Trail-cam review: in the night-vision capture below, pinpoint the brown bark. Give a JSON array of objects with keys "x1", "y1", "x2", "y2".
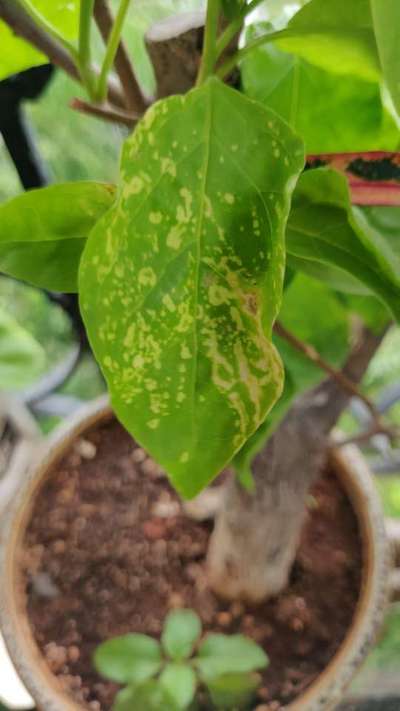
[
  {"x1": 145, "y1": 10, "x2": 240, "y2": 99},
  {"x1": 145, "y1": 11, "x2": 206, "y2": 99},
  {"x1": 207, "y1": 327, "x2": 387, "y2": 602}
]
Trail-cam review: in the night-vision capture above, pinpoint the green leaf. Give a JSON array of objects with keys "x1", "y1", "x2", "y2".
[
  {"x1": 276, "y1": 273, "x2": 350, "y2": 390},
  {"x1": 162, "y1": 610, "x2": 202, "y2": 660},
  {"x1": 286, "y1": 168, "x2": 400, "y2": 321},
  {"x1": 233, "y1": 368, "x2": 296, "y2": 489},
  {"x1": 277, "y1": 0, "x2": 379, "y2": 82},
  {"x1": 79, "y1": 77, "x2": 304, "y2": 499},
  {"x1": 206, "y1": 672, "x2": 260, "y2": 710},
  {"x1": 371, "y1": 0, "x2": 400, "y2": 117},
  {"x1": 360, "y1": 205, "x2": 400, "y2": 261},
  {"x1": 0, "y1": 1, "x2": 79, "y2": 81},
  {"x1": 160, "y1": 664, "x2": 197, "y2": 709},
  {"x1": 0, "y1": 182, "x2": 115, "y2": 293},
  {"x1": 28, "y1": 0, "x2": 79, "y2": 38},
  {"x1": 0, "y1": 307, "x2": 45, "y2": 390},
  {"x1": 196, "y1": 634, "x2": 268, "y2": 681},
  {"x1": 113, "y1": 682, "x2": 180, "y2": 711},
  {"x1": 94, "y1": 634, "x2": 162, "y2": 685},
  {"x1": 241, "y1": 23, "x2": 398, "y2": 153},
  {"x1": 0, "y1": 24, "x2": 44, "y2": 82},
  {"x1": 233, "y1": 272, "x2": 351, "y2": 480},
  {"x1": 221, "y1": 0, "x2": 246, "y2": 20}
]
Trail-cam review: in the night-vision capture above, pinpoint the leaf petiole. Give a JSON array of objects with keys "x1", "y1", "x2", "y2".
[
  {"x1": 196, "y1": 0, "x2": 221, "y2": 85},
  {"x1": 216, "y1": 0, "x2": 265, "y2": 59},
  {"x1": 95, "y1": 0, "x2": 132, "y2": 103},
  {"x1": 217, "y1": 27, "x2": 289, "y2": 78},
  {"x1": 78, "y1": 0, "x2": 97, "y2": 98}
]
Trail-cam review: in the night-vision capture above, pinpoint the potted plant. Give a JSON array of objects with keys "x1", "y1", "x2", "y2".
[{"x1": 0, "y1": 0, "x2": 399, "y2": 709}]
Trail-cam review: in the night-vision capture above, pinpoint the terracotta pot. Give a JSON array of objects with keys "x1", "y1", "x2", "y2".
[{"x1": 0, "y1": 397, "x2": 391, "y2": 711}]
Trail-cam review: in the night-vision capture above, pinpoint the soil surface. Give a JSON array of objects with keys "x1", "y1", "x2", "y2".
[{"x1": 21, "y1": 418, "x2": 362, "y2": 710}]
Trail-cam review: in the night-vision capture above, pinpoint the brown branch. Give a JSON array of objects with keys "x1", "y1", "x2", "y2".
[
  {"x1": 274, "y1": 321, "x2": 382, "y2": 420},
  {"x1": 0, "y1": 0, "x2": 125, "y2": 108},
  {"x1": 70, "y1": 98, "x2": 138, "y2": 128},
  {"x1": 336, "y1": 422, "x2": 399, "y2": 447},
  {"x1": 94, "y1": 0, "x2": 147, "y2": 113}
]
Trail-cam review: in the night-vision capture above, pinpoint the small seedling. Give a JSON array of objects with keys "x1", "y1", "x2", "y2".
[{"x1": 94, "y1": 609, "x2": 268, "y2": 710}]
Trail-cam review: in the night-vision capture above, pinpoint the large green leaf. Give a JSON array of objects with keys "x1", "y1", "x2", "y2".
[
  {"x1": 0, "y1": 182, "x2": 115, "y2": 292},
  {"x1": 94, "y1": 634, "x2": 162, "y2": 685},
  {"x1": 371, "y1": 0, "x2": 400, "y2": 117},
  {"x1": 277, "y1": 0, "x2": 379, "y2": 82},
  {"x1": 286, "y1": 168, "x2": 400, "y2": 321},
  {"x1": 241, "y1": 24, "x2": 398, "y2": 153},
  {"x1": 0, "y1": 1, "x2": 79, "y2": 81},
  {"x1": 0, "y1": 307, "x2": 45, "y2": 389},
  {"x1": 79, "y1": 78, "x2": 304, "y2": 498}
]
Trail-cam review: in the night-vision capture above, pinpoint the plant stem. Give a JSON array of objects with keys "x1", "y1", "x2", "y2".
[
  {"x1": 17, "y1": 0, "x2": 78, "y2": 58},
  {"x1": 96, "y1": 0, "x2": 132, "y2": 102},
  {"x1": 78, "y1": 0, "x2": 96, "y2": 98},
  {"x1": 217, "y1": 27, "x2": 287, "y2": 78},
  {"x1": 216, "y1": 0, "x2": 264, "y2": 58},
  {"x1": 196, "y1": 0, "x2": 220, "y2": 86},
  {"x1": 273, "y1": 321, "x2": 383, "y2": 423},
  {"x1": 94, "y1": 0, "x2": 146, "y2": 112},
  {"x1": 70, "y1": 97, "x2": 138, "y2": 127}
]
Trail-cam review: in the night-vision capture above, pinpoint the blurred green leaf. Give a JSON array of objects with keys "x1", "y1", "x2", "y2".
[
  {"x1": 221, "y1": 0, "x2": 245, "y2": 20},
  {"x1": 196, "y1": 634, "x2": 268, "y2": 681},
  {"x1": 0, "y1": 182, "x2": 115, "y2": 292},
  {"x1": 206, "y1": 672, "x2": 260, "y2": 709},
  {"x1": 277, "y1": 0, "x2": 379, "y2": 82},
  {"x1": 286, "y1": 169, "x2": 400, "y2": 321},
  {"x1": 94, "y1": 634, "x2": 161, "y2": 685},
  {"x1": 28, "y1": 0, "x2": 79, "y2": 38},
  {"x1": 162, "y1": 610, "x2": 202, "y2": 661},
  {"x1": 371, "y1": 0, "x2": 400, "y2": 117},
  {"x1": 0, "y1": 24, "x2": 44, "y2": 81},
  {"x1": 0, "y1": 0, "x2": 79, "y2": 81},
  {"x1": 276, "y1": 273, "x2": 350, "y2": 390},
  {"x1": 113, "y1": 681, "x2": 180, "y2": 711},
  {"x1": 360, "y1": 205, "x2": 400, "y2": 261},
  {"x1": 160, "y1": 663, "x2": 197, "y2": 709},
  {"x1": 0, "y1": 306, "x2": 45, "y2": 389},
  {"x1": 242, "y1": 23, "x2": 398, "y2": 153}
]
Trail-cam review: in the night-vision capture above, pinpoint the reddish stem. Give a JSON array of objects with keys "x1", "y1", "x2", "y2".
[{"x1": 307, "y1": 151, "x2": 400, "y2": 206}]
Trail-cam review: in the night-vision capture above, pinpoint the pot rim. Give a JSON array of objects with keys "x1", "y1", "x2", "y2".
[{"x1": 0, "y1": 396, "x2": 390, "y2": 711}]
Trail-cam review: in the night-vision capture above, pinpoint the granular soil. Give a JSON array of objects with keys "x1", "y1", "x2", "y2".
[{"x1": 21, "y1": 417, "x2": 362, "y2": 710}]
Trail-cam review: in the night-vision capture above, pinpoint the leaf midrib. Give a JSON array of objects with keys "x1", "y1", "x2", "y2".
[{"x1": 190, "y1": 85, "x2": 213, "y2": 449}]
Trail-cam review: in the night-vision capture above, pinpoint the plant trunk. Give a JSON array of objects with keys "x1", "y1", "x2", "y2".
[{"x1": 207, "y1": 326, "x2": 387, "y2": 602}]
